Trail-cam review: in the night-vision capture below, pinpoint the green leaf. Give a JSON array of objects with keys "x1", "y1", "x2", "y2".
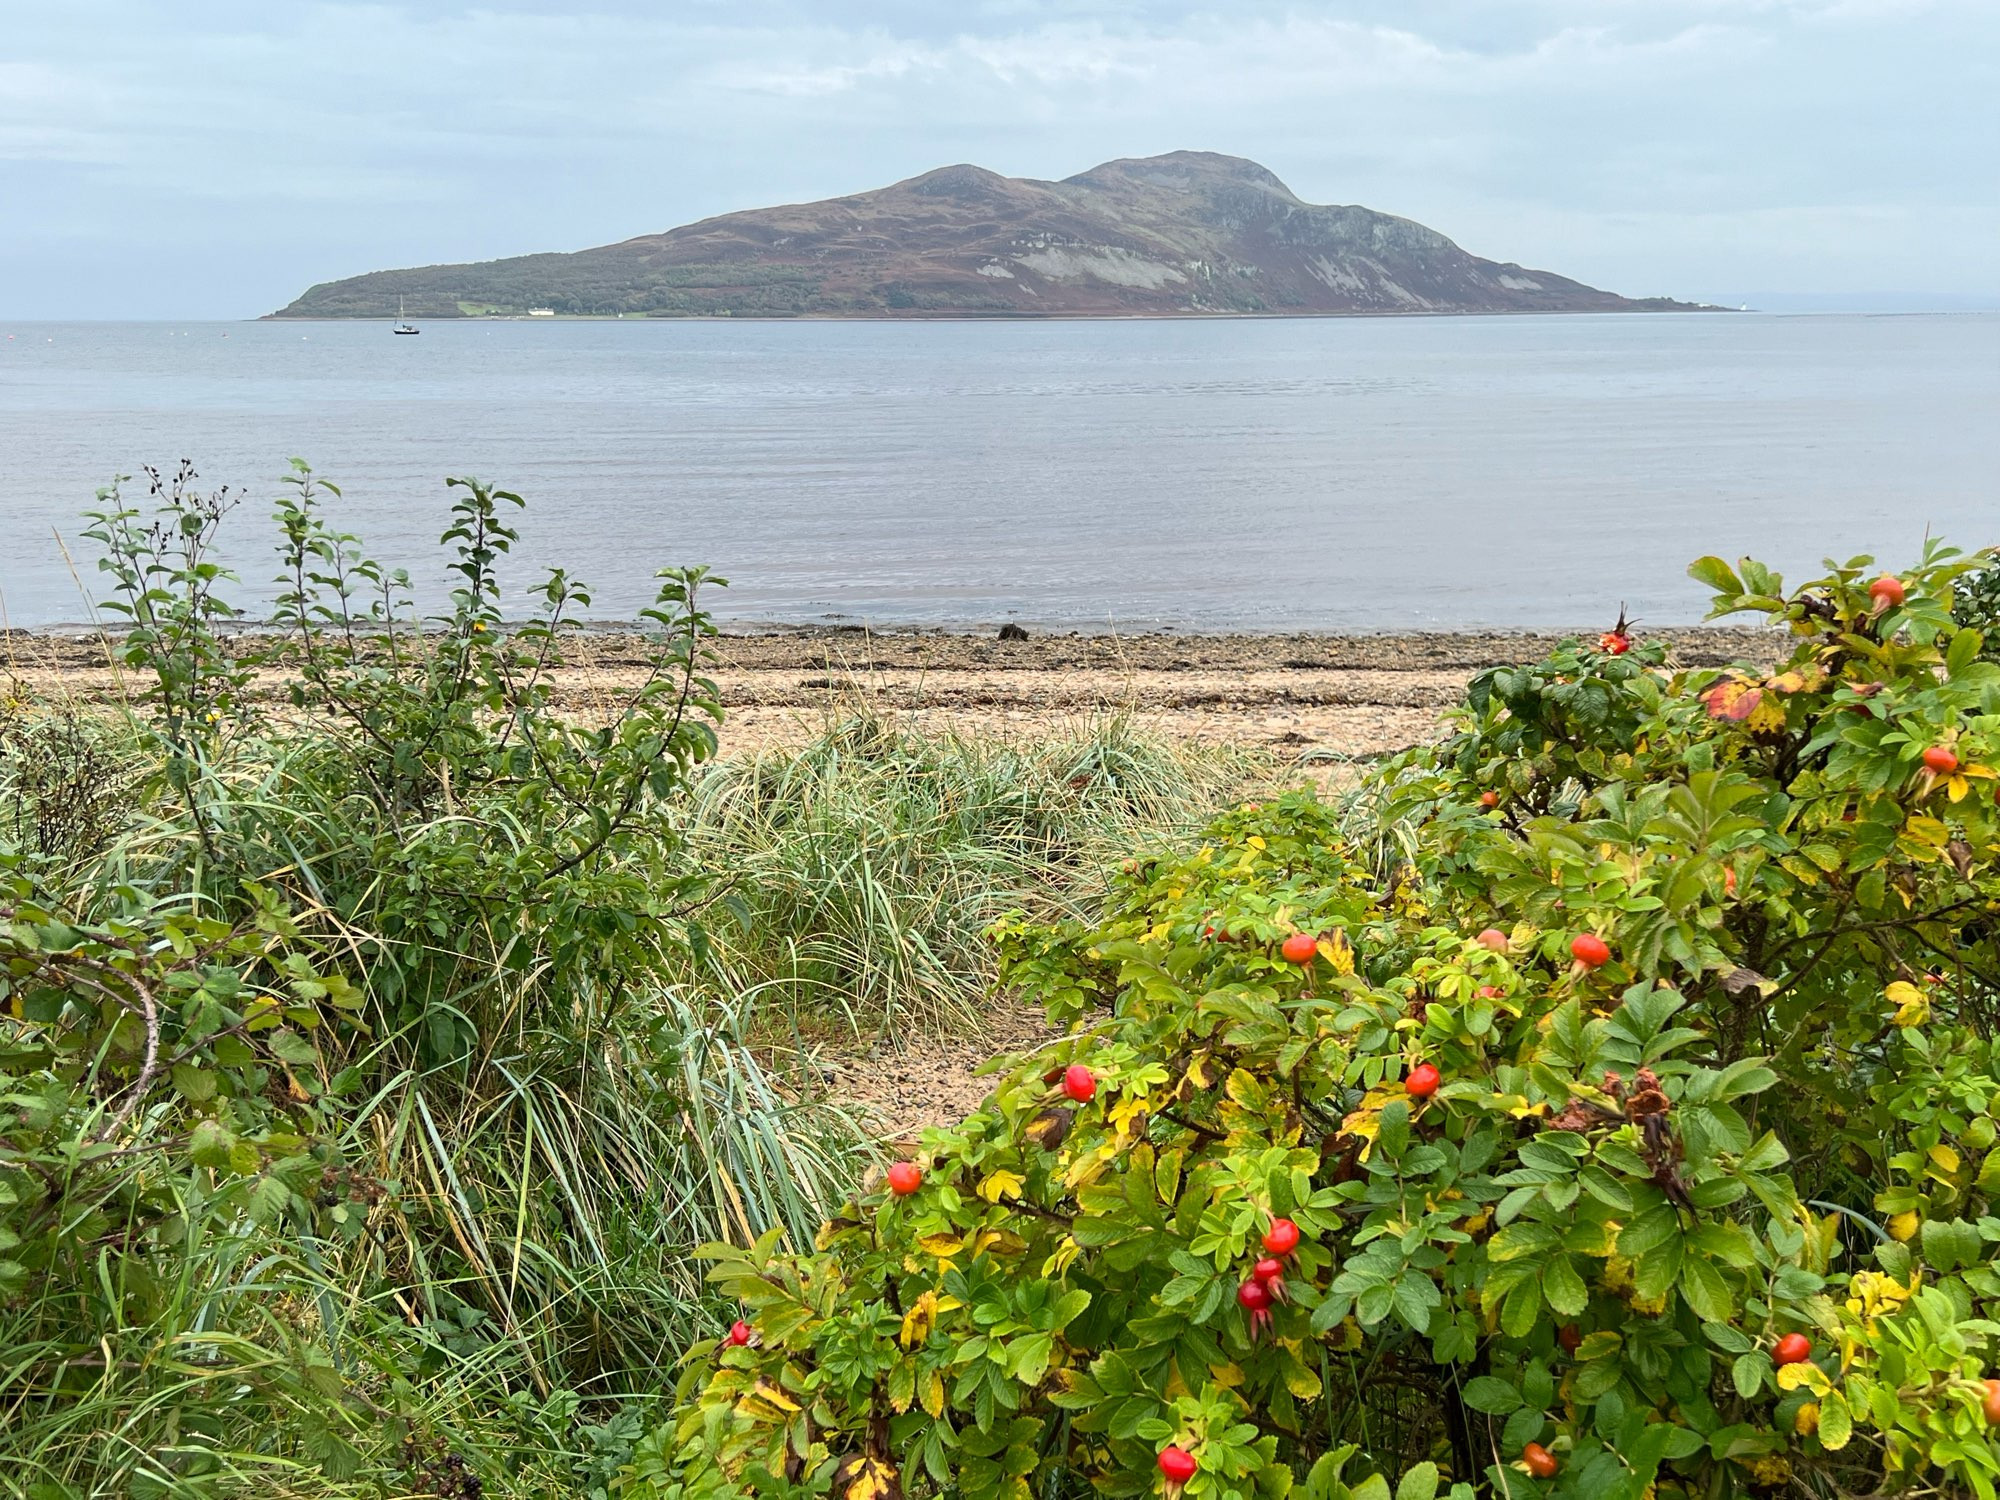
[
  {"x1": 1378, "y1": 1100, "x2": 1411, "y2": 1161},
  {"x1": 1396, "y1": 1463, "x2": 1440, "y2": 1500},
  {"x1": 1732, "y1": 1352, "x2": 1770, "y2": 1398},
  {"x1": 1712, "y1": 1059, "x2": 1776, "y2": 1102},
  {"x1": 1703, "y1": 1320, "x2": 1753, "y2": 1354},
  {"x1": 189, "y1": 1118, "x2": 235, "y2": 1170},
  {"x1": 1501, "y1": 1276, "x2": 1542, "y2": 1340},
  {"x1": 1617, "y1": 1204, "x2": 1681, "y2": 1258},
  {"x1": 1678, "y1": 1257, "x2": 1733, "y2": 1322},
  {"x1": 1578, "y1": 1166, "x2": 1633, "y2": 1212},
  {"x1": 1489, "y1": 1222, "x2": 1560, "y2": 1262},
  {"x1": 247, "y1": 1174, "x2": 291, "y2": 1226},
  {"x1": 170, "y1": 1063, "x2": 217, "y2": 1103},
  {"x1": 1949, "y1": 626, "x2": 1983, "y2": 678},
  {"x1": 1688, "y1": 556, "x2": 1745, "y2": 597},
  {"x1": 1634, "y1": 1236, "x2": 1684, "y2": 1302},
  {"x1": 1541, "y1": 1255, "x2": 1588, "y2": 1318},
  {"x1": 1461, "y1": 1377, "x2": 1522, "y2": 1415}
]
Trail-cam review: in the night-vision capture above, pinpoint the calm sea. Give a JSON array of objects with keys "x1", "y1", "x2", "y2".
[{"x1": 1, "y1": 314, "x2": 1994, "y2": 631}]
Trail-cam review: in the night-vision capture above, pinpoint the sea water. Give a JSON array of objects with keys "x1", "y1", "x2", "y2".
[{"x1": 1, "y1": 312, "x2": 1994, "y2": 631}]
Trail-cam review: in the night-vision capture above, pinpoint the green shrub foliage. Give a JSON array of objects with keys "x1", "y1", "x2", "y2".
[{"x1": 638, "y1": 543, "x2": 2000, "y2": 1500}]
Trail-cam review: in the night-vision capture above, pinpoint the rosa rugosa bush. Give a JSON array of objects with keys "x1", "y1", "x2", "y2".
[{"x1": 627, "y1": 542, "x2": 2000, "y2": 1500}]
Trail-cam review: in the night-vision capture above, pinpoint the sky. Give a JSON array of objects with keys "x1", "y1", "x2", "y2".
[{"x1": 3, "y1": 0, "x2": 1996, "y2": 318}]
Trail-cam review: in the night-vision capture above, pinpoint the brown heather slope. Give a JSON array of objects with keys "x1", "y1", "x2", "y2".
[{"x1": 272, "y1": 151, "x2": 1709, "y2": 320}]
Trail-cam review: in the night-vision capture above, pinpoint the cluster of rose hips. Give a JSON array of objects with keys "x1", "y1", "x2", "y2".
[{"x1": 1235, "y1": 1217, "x2": 1303, "y2": 1339}]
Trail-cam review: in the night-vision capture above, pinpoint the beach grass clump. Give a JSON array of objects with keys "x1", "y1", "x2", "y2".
[{"x1": 677, "y1": 709, "x2": 1259, "y2": 1039}]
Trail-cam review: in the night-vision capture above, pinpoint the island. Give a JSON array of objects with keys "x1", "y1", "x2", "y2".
[{"x1": 270, "y1": 150, "x2": 1708, "y2": 320}]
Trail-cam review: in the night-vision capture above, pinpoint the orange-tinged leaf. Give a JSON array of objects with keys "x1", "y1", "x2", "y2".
[{"x1": 1745, "y1": 694, "x2": 1788, "y2": 736}]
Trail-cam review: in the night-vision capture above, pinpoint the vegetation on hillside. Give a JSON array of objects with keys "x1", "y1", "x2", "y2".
[{"x1": 643, "y1": 546, "x2": 2000, "y2": 1499}]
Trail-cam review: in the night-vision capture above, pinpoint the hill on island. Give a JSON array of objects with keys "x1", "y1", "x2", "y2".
[{"x1": 272, "y1": 151, "x2": 1703, "y2": 320}]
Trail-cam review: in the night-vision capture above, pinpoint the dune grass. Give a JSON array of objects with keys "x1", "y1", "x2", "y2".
[
  {"x1": 0, "y1": 675, "x2": 1263, "y2": 1499},
  {"x1": 675, "y1": 708, "x2": 1264, "y2": 1042}
]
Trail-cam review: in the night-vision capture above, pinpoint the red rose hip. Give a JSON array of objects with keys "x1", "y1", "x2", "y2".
[
  {"x1": 1062, "y1": 1064, "x2": 1097, "y2": 1103},
  {"x1": 1869, "y1": 575, "x2": 1906, "y2": 609},
  {"x1": 1475, "y1": 927, "x2": 1508, "y2": 952},
  {"x1": 1405, "y1": 1062, "x2": 1441, "y2": 1098},
  {"x1": 1773, "y1": 1332, "x2": 1812, "y2": 1366},
  {"x1": 726, "y1": 1319, "x2": 752, "y2": 1346},
  {"x1": 1262, "y1": 1217, "x2": 1300, "y2": 1256},
  {"x1": 1983, "y1": 1378, "x2": 2000, "y2": 1426},
  {"x1": 1479, "y1": 790, "x2": 1499, "y2": 809},
  {"x1": 1923, "y1": 746, "x2": 1960, "y2": 775},
  {"x1": 1570, "y1": 933, "x2": 1611, "y2": 968},
  {"x1": 1253, "y1": 1256, "x2": 1285, "y2": 1284},
  {"x1": 1157, "y1": 1446, "x2": 1198, "y2": 1484},
  {"x1": 1280, "y1": 932, "x2": 1318, "y2": 964},
  {"x1": 886, "y1": 1161, "x2": 923, "y2": 1197},
  {"x1": 1522, "y1": 1443, "x2": 1559, "y2": 1479}
]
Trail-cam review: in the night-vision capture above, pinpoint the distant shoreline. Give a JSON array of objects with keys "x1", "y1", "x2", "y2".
[{"x1": 257, "y1": 305, "x2": 1732, "y2": 323}]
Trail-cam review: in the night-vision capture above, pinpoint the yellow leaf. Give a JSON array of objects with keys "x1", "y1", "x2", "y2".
[
  {"x1": 1949, "y1": 775, "x2": 1970, "y2": 802},
  {"x1": 1888, "y1": 1210, "x2": 1920, "y2": 1242},
  {"x1": 1042, "y1": 1234, "x2": 1082, "y2": 1277},
  {"x1": 1776, "y1": 1361, "x2": 1830, "y2": 1396},
  {"x1": 840, "y1": 1456, "x2": 900, "y2": 1500},
  {"x1": 1283, "y1": 1360, "x2": 1324, "y2": 1400},
  {"x1": 1884, "y1": 980, "x2": 1931, "y2": 1028},
  {"x1": 1317, "y1": 929, "x2": 1355, "y2": 975},
  {"x1": 978, "y1": 1170, "x2": 1025, "y2": 1204},
  {"x1": 1208, "y1": 1361, "x2": 1245, "y2": 1388},
  {"x1": 899, "y1": 1289, "x2": 961, "y2": 1346},
  {"x1": 1929, "y1": 1144, "x2": 1962, "y2": 1176},
  {"x1": 1794, "y1": 1402, "x2": 1819, "y2": 1436},
  {"x1": 738, "y1": 1377, "x2": 803, "y2": 1420},
  {"x1": 1065, "y1": 1141, "x2": 1117, "y2": 1189},
  {"x1": 1745, "y1": 694, "x2": 1788, "y2": 736},
  {"x1": 973, "y1": 1228, "x2": 1028, "y2": 1258},
  {"x1": 1246, "y1": 835, "x2": 1267, "y2": 851},
  {"x1": 917, "y1": 1232, "x2": 967, "y2": 1259},
  {"x1": 1905, "y1": 814, "x2": 1950, "y2": 845},
  {"x1": 920, "y1": 1368, "x2": 946, "y2": 1417}
]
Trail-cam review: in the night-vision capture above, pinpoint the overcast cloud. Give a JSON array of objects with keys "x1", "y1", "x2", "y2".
[{"x1": 3, "y1": 0, "x2": 1994, "y2": 317}]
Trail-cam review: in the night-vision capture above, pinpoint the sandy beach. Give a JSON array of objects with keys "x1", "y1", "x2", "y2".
[
  {"x1": 2, "y1": 623, "x2": 1775, "y2": 762},
  {"x1": 3, "y1": 624, "x2": 1784, "y2": 764}
]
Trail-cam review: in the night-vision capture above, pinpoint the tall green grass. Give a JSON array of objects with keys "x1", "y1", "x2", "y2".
[
  {"x1": 677, "y1": 709, "x2": 1261, "y2": 1039},
  {"x1": 0, "y1": 688, "x2": 1261, "y2": 1498}
]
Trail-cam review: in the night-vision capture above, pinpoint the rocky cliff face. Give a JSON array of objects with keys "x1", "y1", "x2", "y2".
[{"x1": 274, "y1": 151, "x2": 1702, "y2": 319}]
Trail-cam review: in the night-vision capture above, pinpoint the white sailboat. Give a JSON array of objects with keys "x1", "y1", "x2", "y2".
[{"x1": 393, "y1": 296, "x2": 420, "y2": 335}]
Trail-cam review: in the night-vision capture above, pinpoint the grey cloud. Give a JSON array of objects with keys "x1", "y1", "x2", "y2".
[{"x1": 0, "y1": 0, "x2": 1993, "y2": 315}]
